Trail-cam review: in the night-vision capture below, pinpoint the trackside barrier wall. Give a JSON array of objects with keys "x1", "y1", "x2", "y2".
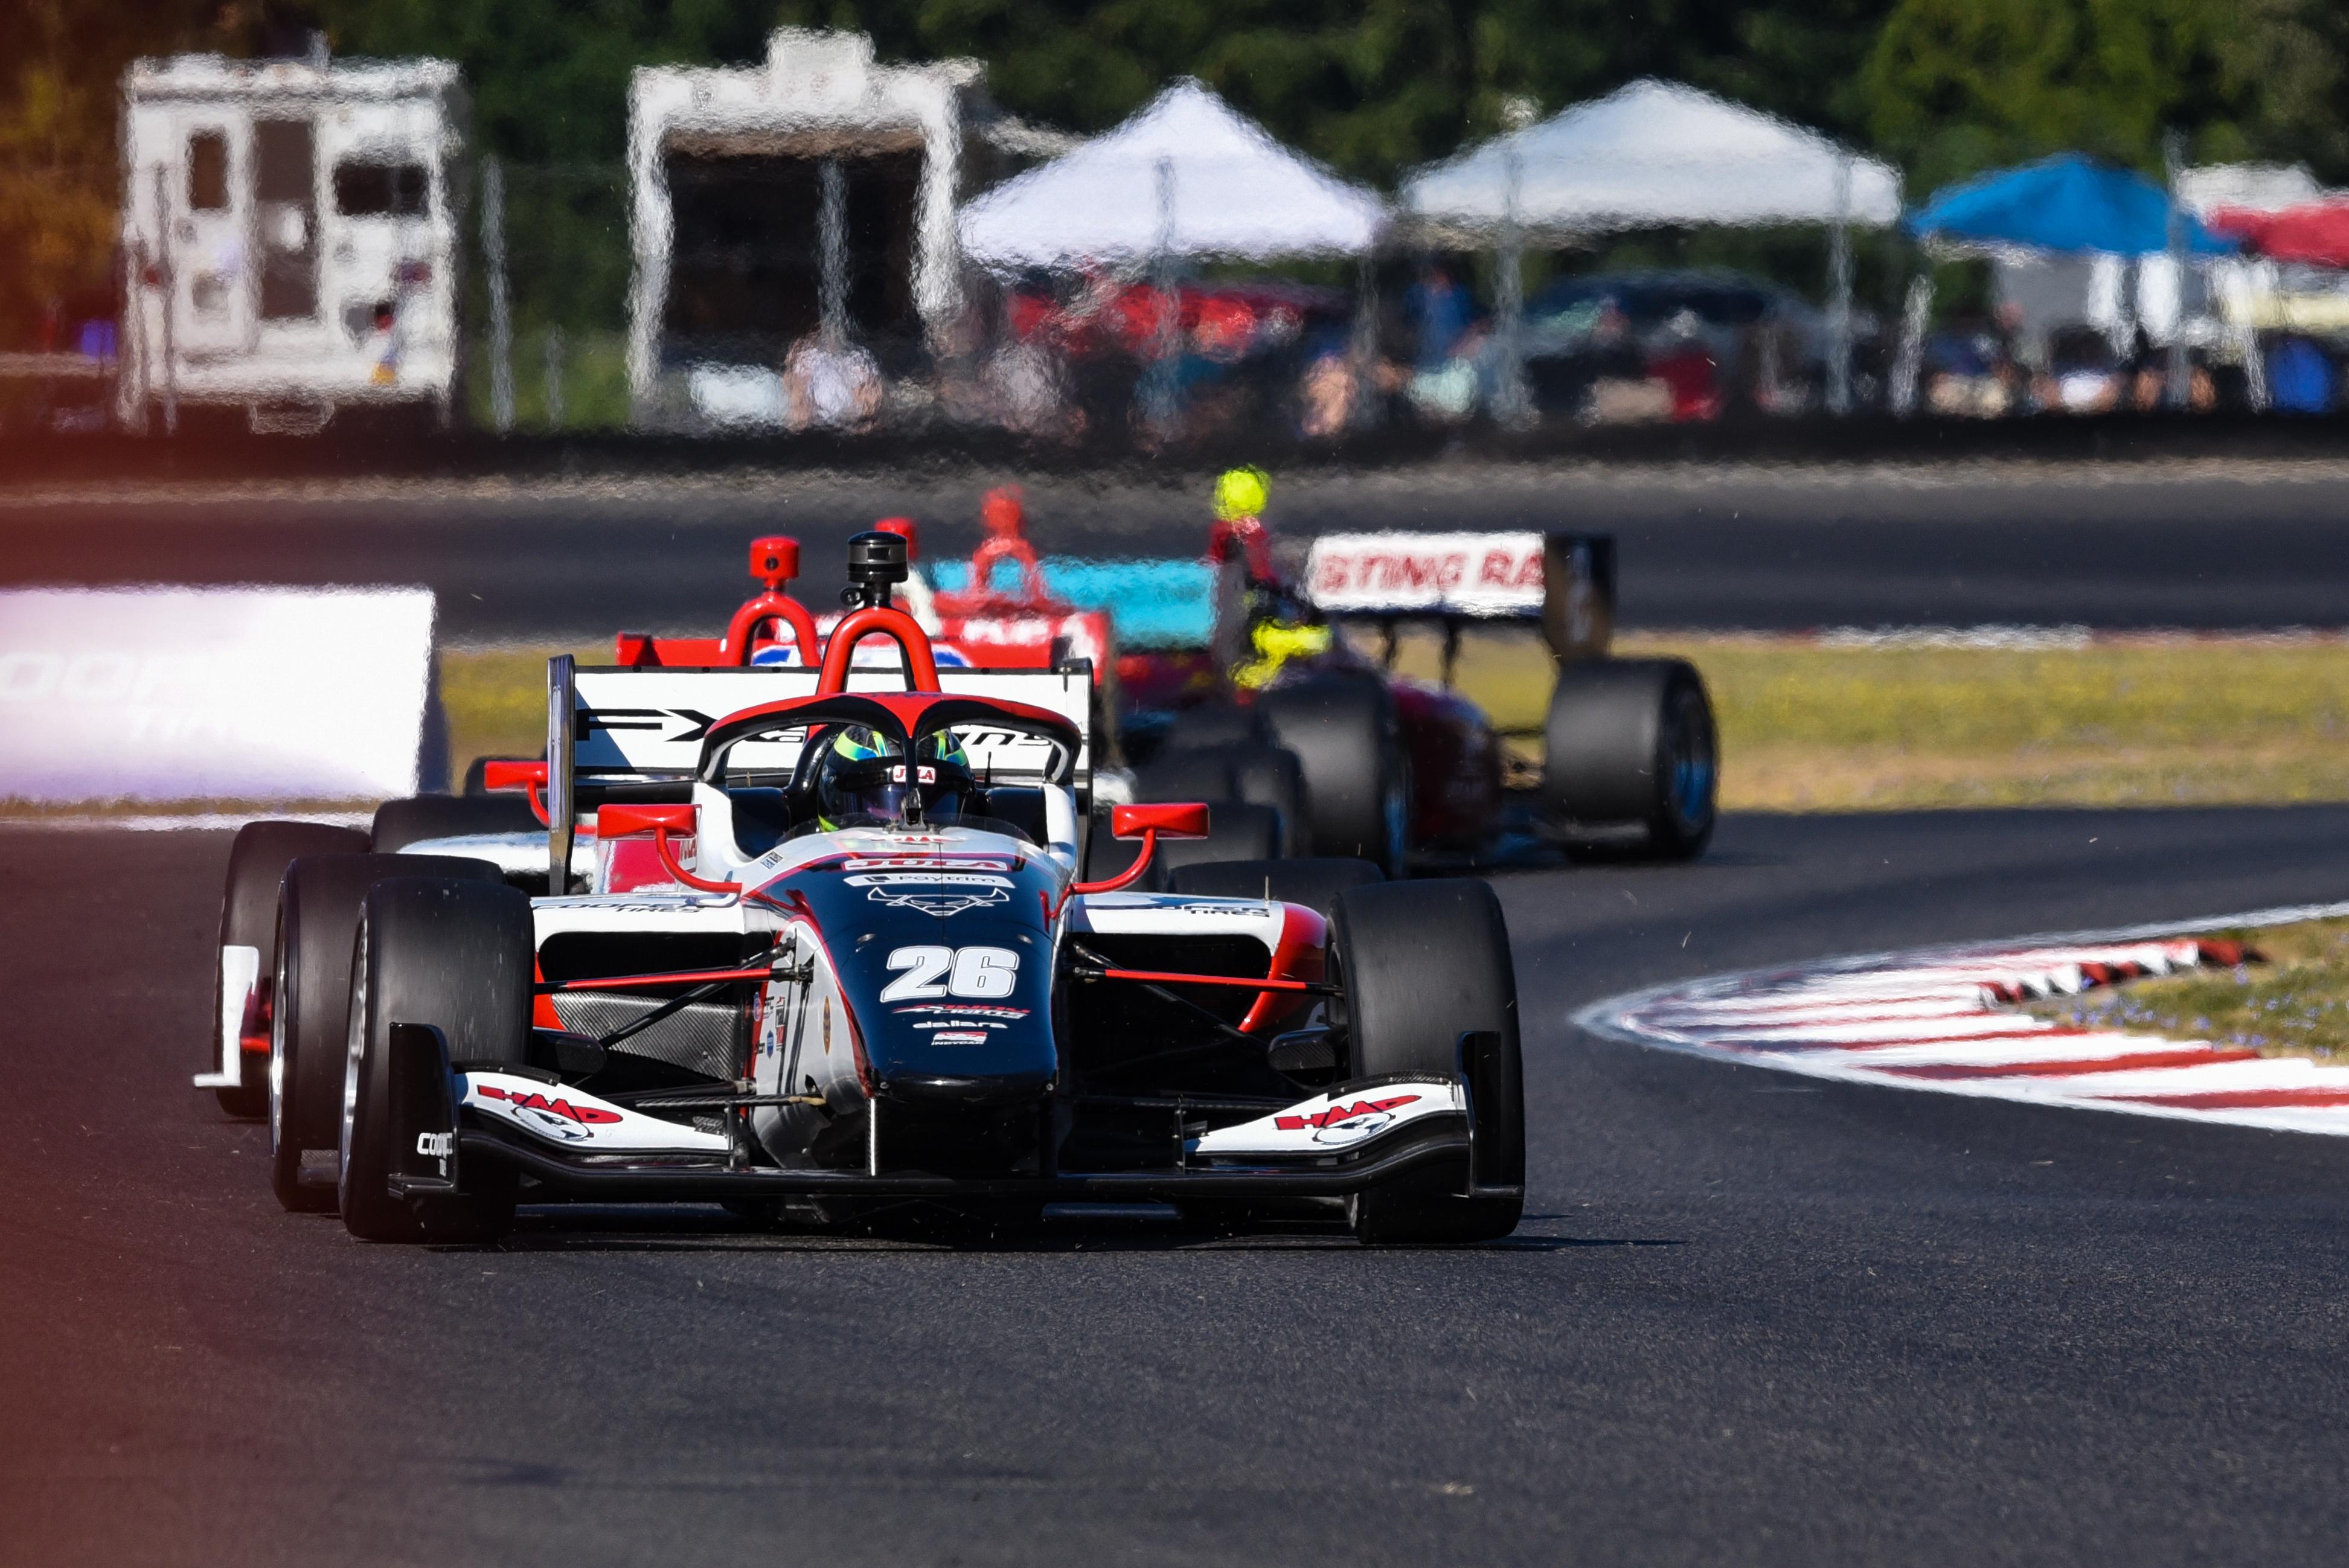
[{"x1": 0, "y1": 586, "x2": 440, "y2": 802}]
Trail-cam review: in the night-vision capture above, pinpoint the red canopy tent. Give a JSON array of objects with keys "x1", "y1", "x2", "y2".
[{"x1": 2208, "y1": 202, "x2": 2349, "y2": 267}]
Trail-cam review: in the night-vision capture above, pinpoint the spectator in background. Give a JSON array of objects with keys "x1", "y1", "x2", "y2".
[
  {"x1": 2128, "y1": 329, "x2": 2165, "y2": 412},
  {"x1": 1296, "y1": 331, "x2": 1356, "y2": 439},
  {"x1": 1649, "y1": 309, "x2": 1720, "y2": 421},
  {"x1": 2268, "y1": 336, "x2": 2335, "y2": 414},
  {"x1": 2034, "y1": 327, "x2": 2123, "y2": 414},
  {"x1": 1405, "y1": 263, "x2": 1471, "y2": 370},
  {"x1": 783, "y1": 328, "x2": 882, "y2": 432}
]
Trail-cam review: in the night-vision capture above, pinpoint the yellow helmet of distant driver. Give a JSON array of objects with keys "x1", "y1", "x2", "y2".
[{"x1": 1213, "y1": 466, "x2": 1269, "y2": 523}]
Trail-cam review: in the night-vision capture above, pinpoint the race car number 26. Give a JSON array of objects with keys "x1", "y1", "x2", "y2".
[{"x1": 880, "y1": 945, "x2": 1021, "y2": 1002}]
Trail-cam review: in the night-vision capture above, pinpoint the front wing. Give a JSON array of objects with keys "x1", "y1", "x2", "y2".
[{"x1": 384, "y1": 1028, "x2": 1517, "y2": 1205}]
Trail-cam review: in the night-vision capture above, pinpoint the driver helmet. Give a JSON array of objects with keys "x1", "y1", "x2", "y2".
[
  {"x1": 814, "y1": 725, "x2": 975, "y2": 827},
  {"x1": 1213, "y1": 466, "x2": 1269, "y2": 523}
]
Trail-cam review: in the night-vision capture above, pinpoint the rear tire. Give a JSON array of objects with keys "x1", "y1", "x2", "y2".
[
  {"x1": 1256, "y1": 677, "x2": 1409, "y2": 875},
  {"x1": 1542, "y1": 658, "x2": 1716, "y2": 860},
  {"x1": 340, "y1": 877, "x2": 536, "y2": 1243},
  {"x1": 1084, "y1": 801, "x2": 1282, "y2": 889},
  {"x1": 1166, "y1": 856, "x2": 1384, "y2": 921},
  {"x1": 213, "y1": 821, "x2": 370, "y2": 1117},
  {"x1": 269, "y1": 854, "x2": 501, "y2": 1214},
  {"x1": 1331, "y1": 879, "x2": 1523, "y2": 1244},
  {"x1": 1157, "y1": 705, "x2": 1269, "y2": 752},
  {"x1": 1134, "y1": 743, "x2": 1309, "y2": 856},
  {"x1": 1143, "y1": 803, "x2": 1281, "y2": 889},
  {"x1": 370, "y1": 793, "x2": 542, "y2": 853}
]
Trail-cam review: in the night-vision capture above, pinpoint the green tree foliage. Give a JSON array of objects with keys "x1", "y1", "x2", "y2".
[
  {"x1": 1861, "y1": 0, "x2": 2349, "y2": 190},
  {"x1": 0, "y1": 0, "x2": 222, "y2": 345},
  {"x1": 13, "y1": 0, "x2": 2349, "y2": 349}
]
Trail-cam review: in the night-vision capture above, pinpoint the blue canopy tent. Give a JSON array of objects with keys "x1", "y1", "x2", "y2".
[
  {"x1": 1908, "y1": 153, "x2": 2230, "y2": 255},
  {"x1": 1892, "y1": 153, "x2": 2248, "y2": 412}
]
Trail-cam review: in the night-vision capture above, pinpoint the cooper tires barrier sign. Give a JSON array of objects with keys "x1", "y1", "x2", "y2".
[{"x1": 0, "y1": 587, "x2": 438, "y2": 802}]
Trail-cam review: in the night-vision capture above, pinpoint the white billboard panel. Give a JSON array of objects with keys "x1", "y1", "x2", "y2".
[{"x1": 0, "y1": 587, "x2": 435, "y2": 802}]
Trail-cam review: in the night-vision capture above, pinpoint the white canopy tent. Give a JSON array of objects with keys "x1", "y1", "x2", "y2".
[
  {"x1": 957, "y1": 78, "x2": 1386, "y2": 268},
  {"x1": 1406, "y1": 79, "x2": 1900, "y2": 235},
  {"x1": 1402, "y1": 80, "x2": 1902, "y2": 418}
]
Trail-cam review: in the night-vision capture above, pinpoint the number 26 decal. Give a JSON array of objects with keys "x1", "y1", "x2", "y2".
[{"x1": 880, "y1": 945, "x2": 1021, "y2": 1002}]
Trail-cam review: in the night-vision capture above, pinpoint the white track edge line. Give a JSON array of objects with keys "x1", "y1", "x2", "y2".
[{"x1": 1572, "y1": 898, "x2": 2349, "y2": 1133}]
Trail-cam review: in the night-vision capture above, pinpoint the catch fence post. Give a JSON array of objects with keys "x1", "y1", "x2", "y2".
[
  {"x1": 482, "y1": 156, "x2": 513, "y2": 433},
  {"x1": 1492, "y1": 142, "x2": 1531, "y2": 429},
  {"x1": 543, "y1": 325, "x2": 565, "y2": 429},
  {"x1": 2163, "y1": 130, "x2": 2191, "y2": 412},
  {"x1": 1826, "y1": 154, "x2": 1853, "y2": 417}
]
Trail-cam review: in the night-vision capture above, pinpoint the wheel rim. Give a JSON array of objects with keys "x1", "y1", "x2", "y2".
[
  {"x1": 1662, "y1": 688, "x2": 1717, "y2": 834},
  {"x1": 1380, "y1": 761, "x2": 1409, "y2": 875},
  {"x1": 268, "y1": 933, "x2": 290, "y2": 1156},
  {"x1": 338, "y1": 915, "x2": 367, "y2": 1209}
]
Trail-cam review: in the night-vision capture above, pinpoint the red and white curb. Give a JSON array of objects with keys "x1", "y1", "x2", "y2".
[{"x1": 1575, "y1": 901, "x2": 2349, "y2": 1136}]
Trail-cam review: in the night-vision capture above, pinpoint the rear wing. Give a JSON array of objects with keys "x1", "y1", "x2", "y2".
[
  {"x1": 1301, "y1": 531, "x2": 1617, "y2": 662},
  {"x1": 543, "y1": 659, "x2": 1095, "y2": 888},
  {"x1": 559, "y1": 662, "x2": 1092, "y2": 780},
  {"x1": 921, "y1": 533, "x2": 1617, "y2": 664}
]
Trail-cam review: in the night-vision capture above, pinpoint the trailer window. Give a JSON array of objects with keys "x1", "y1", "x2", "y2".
[
  {"x1": 333, "y1": 162, "x2": 430, "y2": 218},
  {"x1": 188, "y1": 132, "x2": 229, "y2": 211}
]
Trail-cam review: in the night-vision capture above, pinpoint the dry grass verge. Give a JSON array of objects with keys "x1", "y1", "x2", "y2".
[
  {"x1": 2028, "y1": 917, "x2": 2349, "y2": 1061},
  {"x1": 19, "y1": 633, "x2": 2327, "y2": 819},
  {"x1": 1371, "y1": 628, "x2": 2349, "y2": 811}
]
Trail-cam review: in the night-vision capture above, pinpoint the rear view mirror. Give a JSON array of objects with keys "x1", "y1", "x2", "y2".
[{"x1": 1110, "y1": 802, "x2": 1211, "y2": 841}]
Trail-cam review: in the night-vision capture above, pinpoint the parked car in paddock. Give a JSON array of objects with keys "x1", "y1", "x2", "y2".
[{"x1": 289, "y1": 533, "x2": 1522, "y2": 1243}]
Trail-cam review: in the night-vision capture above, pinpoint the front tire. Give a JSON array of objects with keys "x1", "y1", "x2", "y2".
[
  {"x1": 340, "y1": 877, "x2": 536, "y2": 1243},
  {"x1": 370, "y1": 793, "x2": 541, "y2": 853},
  {"x1": 1332, "y1": 878, "x2": 1524, "y2": 1244},
  {"x1": 270, "y1": 854, "x2": 501, "y2": 1214},
  {"x1": 213, "y1": 821, "x2": 370, "y2": 1117}
]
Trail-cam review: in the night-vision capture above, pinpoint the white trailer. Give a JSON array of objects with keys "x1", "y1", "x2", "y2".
[
  {"x1": 119, "y1": 53, "x2": 467, "y2": 433},
  {"x1": 626, "y1": 31, "x2": 1003, "y2": 430}
]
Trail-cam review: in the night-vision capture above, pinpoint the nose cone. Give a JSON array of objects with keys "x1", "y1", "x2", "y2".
[{"x1": 880, "y1": 1065, "x2": 1056, "y2": 1108}]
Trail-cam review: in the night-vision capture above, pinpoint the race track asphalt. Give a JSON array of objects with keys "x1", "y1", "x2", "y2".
[
  {"x1": 8, "y1": 806, "x2": 2349, "y2": 1566},
  {"x1": 8, "y1": 461, "x2": 2349, "y2": 638}
]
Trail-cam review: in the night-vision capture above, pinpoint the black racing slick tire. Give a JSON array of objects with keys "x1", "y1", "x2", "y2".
[
  {"x1": 212, "y1": 821, "x2": 370, "y2": 1118},
  {"x1": 1331, "y1": 879, "x2": 1524, "y2": 1244},
  {"x1": 1542, "y1": 657, "x2": 1717, "y2": 860},
  {"x1": 370, "y1": 793, "x2": 542, "y2": 853},
  {"x1": 1255, "y1": 676, "x2": 1410, "y2": 876},
  {"x1": 1156, "y1": 705, "x2": 1271, "y2": 752},
  {"x1": 1144, "y1": 803, "x2": 1283, "y2": 888},
  {"x1": 269, "y1": 853, "x2": 501, "y2": 1214},
  {"x1": 1165, "y1": 856, "x2": 1385, "y2": 921},
  {"x1": 1134, "y1": 743, "x2": 1309, "y2": 857},
  {"x1": 1083, "y1": 801, "x2": 1283, "y2": 889},
  {"x1": 341, "y1": 877, "x2": 536, "y2": 1243}
]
